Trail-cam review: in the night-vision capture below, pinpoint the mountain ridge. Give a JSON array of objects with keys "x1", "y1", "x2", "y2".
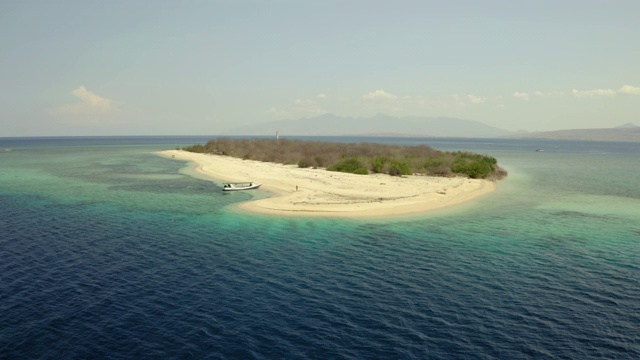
[
  {"x1": 225, "y1": 113, "x2": 511, "y2": 138},
  {"x1": 225, "y1": 114, "x2": 640, "y2": 142}
]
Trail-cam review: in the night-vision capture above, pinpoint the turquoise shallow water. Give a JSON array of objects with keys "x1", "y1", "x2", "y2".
[{"x1": 1, "y1": 136, "x2": 639, "y2": 358}]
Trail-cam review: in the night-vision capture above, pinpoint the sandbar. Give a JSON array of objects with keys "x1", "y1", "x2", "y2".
[{"x1": 159, "y1": 150, "x2": 496, "y2": 218}]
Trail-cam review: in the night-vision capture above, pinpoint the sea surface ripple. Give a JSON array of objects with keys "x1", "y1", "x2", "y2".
[{"x1": 1, "y1": 137, "x2": 639, "y2": 359}]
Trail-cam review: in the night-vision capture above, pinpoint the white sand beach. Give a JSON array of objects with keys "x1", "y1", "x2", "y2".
[{"x1": 160, "y1": 150, "x2": 496, "y2": 218}]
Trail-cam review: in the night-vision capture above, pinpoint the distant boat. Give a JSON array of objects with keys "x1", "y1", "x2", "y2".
[
  {"x1": 536, "y1": 149, "x2": 544, "y2": 152},
  {"x1": 222, "y1": 182, "x2": 261, "y2": 191}
]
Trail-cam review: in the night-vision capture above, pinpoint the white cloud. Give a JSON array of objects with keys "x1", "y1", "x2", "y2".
[
  {"x1": 571, "y1": 88, "x2": 616, "y2": 98},
  {"x1": 53, "y1": 86, "x2": 114, "y2": 115},
  {"x1": 72, "y1": 86, "x2": 112, "y2": 110},
  {"x1": 48, "y1": 86, "x2": 120, "y2": 126},
  {"x1": 442, "y1": 94, "x2": 486, "y2": 109},
  {"x1": 570, "y1": 85, "x2": 640, "y2": 98},
  {"x1": 294, "y1": 98, "x2": 314, "y2": 106},
  {"x1": 618, "y1": 85, "x2": 640, "y2": 95},
  {"x1": 265, "y1": 107, "x2": 288, "y2": 117},
  {"x1": 534, "y1": 91, "x2": 565, "y2": 98},
  {"x1": 268, "y1": 83, "x2": 639, "y2": 122},
  {"x1": 403, "y1": 95, "x2": 425, "y2": 106},
  {"x1": 513, "y1": 92, "x2": 529, "y2": 101},
  {"x1": 265, "y1": 96, "x2": 328, "y2": 119},
  {"x1": 447, "y1": 94, "x2": 467, "y2": 108},
  {"x1": 294, "y1": 98, "x2": 325, "y2": 115},
  {"x1": 361, "y1": 89, "x2": 397, "y2": 101},
  {"x1": 358, "y1": 89, "x2": 407, "y2": 114},
  {"x1": 466, "y1": 94, "x2": 486, "y2": 104}
]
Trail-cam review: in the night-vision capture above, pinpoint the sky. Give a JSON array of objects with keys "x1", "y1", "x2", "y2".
[{"x1": 1, "y1": 0, "x2": 639, "y2": 136}]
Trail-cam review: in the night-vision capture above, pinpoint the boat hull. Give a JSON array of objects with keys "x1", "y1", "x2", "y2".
[{"x1": 222, "y1": 183, "x2": 261, "y2": 191}]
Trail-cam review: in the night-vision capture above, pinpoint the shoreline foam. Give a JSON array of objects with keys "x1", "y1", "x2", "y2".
[{"x1": 159, "y1": 150, "x2": 496, "y2": 218}]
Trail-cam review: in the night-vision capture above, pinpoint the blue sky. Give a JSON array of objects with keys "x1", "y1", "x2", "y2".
[{"x1": 1, "y1": 0, "x2": 639, "y2": 136}]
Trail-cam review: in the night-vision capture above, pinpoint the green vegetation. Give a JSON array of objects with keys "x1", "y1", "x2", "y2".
[
  {"x1": 327, "y1": 158, "x2": 369, "y2": 175},
  {"x1": 451, "y1": 152, "x2": 497, "y2": 179},
  {"x1": 388, "y1": 160, "x2": 412, "y2": 176},
  {"x1": 371, "y1": 156, "x2": 387, "y2": 173},
  {"x1": 181, "y1": 138, "x2": 507, "y2": 180}
]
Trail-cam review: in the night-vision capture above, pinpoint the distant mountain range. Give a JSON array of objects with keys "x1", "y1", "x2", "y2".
[
  {"x1": 507, "y1": 123, "x2": 640, "y2": 142},
  {"x1": 226, "y1": 113, "x2": 511, "y2": 138},
  {"x1": 225, "y1": 114, "x2": 640, "y2": 142}
]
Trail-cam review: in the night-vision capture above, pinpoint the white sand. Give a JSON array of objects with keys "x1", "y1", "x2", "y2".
[{"x1": 160, "y1": 150, "x2": 496, "y2": 218}]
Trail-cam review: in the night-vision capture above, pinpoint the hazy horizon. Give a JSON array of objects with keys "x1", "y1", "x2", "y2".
[{"x1": 2, "y1": 1, "x2": 639, "y2": 137}]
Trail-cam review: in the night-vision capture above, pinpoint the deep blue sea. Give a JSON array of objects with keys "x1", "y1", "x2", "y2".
[{"x1": 1, "y1": 136, "x2": 639, "y2": 359}]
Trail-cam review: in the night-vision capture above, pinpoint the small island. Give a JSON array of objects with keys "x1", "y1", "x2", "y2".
[{"x1": 161, "y1": 138, "x2": 507, "y2": 218}]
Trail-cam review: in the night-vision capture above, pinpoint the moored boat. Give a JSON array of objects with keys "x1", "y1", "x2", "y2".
[{"x1": 222, "y1": 182, "x2": 261, "y2": 191}]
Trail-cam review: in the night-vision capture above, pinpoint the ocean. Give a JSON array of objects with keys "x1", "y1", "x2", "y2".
[{"x1": 1, "y1": 136, "x2": 639, "y2": 359}]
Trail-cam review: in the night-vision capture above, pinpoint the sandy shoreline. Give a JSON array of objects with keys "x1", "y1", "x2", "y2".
[{"x1": 159, "y1": 150, "x2": 496, "y2": 218}]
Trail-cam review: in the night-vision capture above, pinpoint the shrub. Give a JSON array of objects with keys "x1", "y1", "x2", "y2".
[
  {"x1": 314, "y1": 156, "x2": 324, "y2": 167},
  {"x1": 493, "y1": 166, "x2": 508, "y2": 180},
  {"x1": 298, "y1": 158, "x2": 311, "y2": 168},
  {"x1": 371, "y1": 156, "x2": 387, "y2": 173},
  {"x1": 182, "y1": 144, "x2": 206, "y2": 153},
  {"x1": 388, "y1": 161, "x2": 412, "y2": 176},
  {"x1": 427, "y1": 165, "x2": 453, "y2": 177},
  {"x1": 327, "y1": 158, "x2": 367, "y2": 174},
  {"x1": 424, "y1": 157, "x2": 444, "y2": 169},
  {"x1": 451, "y1": 153, "x2": 496, "y2": 178}
]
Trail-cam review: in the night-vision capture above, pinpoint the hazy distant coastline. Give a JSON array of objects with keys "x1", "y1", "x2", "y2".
[
  {"x1": 225, "y1": 113, "x2": 640, "y2": 142},
  {"x1": 225, "y1": 113, "x2": 510, "y2": 138},
  {"x1": 505, "y1": 123, "x2": 640, "y2": 142}
]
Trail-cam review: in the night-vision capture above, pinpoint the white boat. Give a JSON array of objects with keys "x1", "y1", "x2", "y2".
[{"x1": 222, "y1": 182, "x2": 261, "y2": 191}]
